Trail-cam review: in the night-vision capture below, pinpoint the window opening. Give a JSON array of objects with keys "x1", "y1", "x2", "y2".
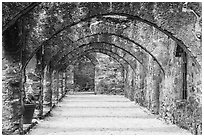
[
  {"x1": 182, "y1": 52, "x2": 187, "y2": 99},
  {"x1": 175, "y1": 44, "x2": 187, "y2": 99}
]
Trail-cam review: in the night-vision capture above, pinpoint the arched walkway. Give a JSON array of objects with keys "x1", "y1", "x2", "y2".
[
  {"x1": 2, "y1": 2, "x2": 202, "y2": 135},
  {"x1": 28, "y1": 93, "x2": 191, "y2": 135}
]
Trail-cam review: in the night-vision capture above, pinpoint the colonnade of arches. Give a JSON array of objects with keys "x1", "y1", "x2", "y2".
[{"x1": 2, "y1": 2, "x2": 202, "y2": 135}]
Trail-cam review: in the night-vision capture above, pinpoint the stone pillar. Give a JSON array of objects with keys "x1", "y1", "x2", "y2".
[
  {"x1": 59, "y1": 71, "x2": 63, "y2": 99},
  {"x1": 124, "y1": 69, "x2": 129, "y2": 98},
  {"x1": 64, "y1": 70, "x2": 68, "y2": 93},
  {"x1": 58, "y1": 72, "x2": 61, "y2": 99},
  {"x1": 124, "y1": 64, "x2": 133, "y2": 101},
  {"x1": 43, "y1": 65, "x2": 52, "y2": 108},
  {"x1": 129, "y1": 66, "x2": 135, "y2": 101},
  {"x1": 2, "y1": 18, "x2": 27, "y2": 134},
  {"x1": 56, "y1": 71, "x2": 60, "y2": 101},
  {"x1": 140, "y1": 65, "x2": 147, "y2": 106},
  {"x1": 52, "y1": 70, "x2": 59, "y2": 104},
  {"x1": 51, "y1": 71, "x2": 54, "y2": 105},
  {"x1": 35, "y1": 48, "x2": 44, "y2": 118},
  {"x1": 48, "y1": 66, "x2": 53, "y2": 107},
  {"x1": 61, "y1": 71, "x2": 64, "y2": 97},
  {"x1": 63, "y1": 72, "x2": 66, "y2": 95},
  {"x1": 121, "y1": 65, "x2": 125, "y2": 94},
  {"x1": 134, "y1": 60, "x2": 148, "y2": 107},
  {"x1": 150, "y1": 63, "x2": 162, "y2": 114},
  {"x1": 65, "y1": 66, "x2": 74, "y2": 94},
  {"x1": 39, "y1": 67, "x2": 44, "y2": 118},
  {"x1": 63, "y1": 71, "x2": 67, "y2": 96},
  {"x1": 93, "y1": 66, "x2": 96, "y2": 93},
  {"x1": 2, "y1": 36, "x2": 22, "y2": 134}
]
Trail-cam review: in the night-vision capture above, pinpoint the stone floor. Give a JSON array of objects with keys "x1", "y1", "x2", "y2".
[{"x1": 27, "y1": 92, "x2": 191, "y2": 135}]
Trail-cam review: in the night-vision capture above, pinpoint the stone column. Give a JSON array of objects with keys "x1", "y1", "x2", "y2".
[
  {"x1": 58, "y1": 72, "x2": 61, "y2": 99},
  {"x1": 63, "y1": 72, "x2": 66, "y2": 95},
  {"x1": 52, "y1": 70, "x2": 59, "y2": 104},
  {"x1": 56, "y1": 71, "x2": 60, "y2": 101},
  {"x1": 134, "y1": 61, "x2": 148, "y2": 107},
  {"x1": 124, "y1": 64, "x2": 133, "y2": 100},
  {"x1": 51, "y1": 71, "x2": 55, "y2": 105},
  {"x1": 35, "y1": 48, "x2": 44, "y2": 118},
  {"x1": 129, "y1": 66, "x2": 135, "y2": 101},
  {"x1": 93, "y1": 66, "x2": 96, "y2": 93},
  {"x1": 43, "y1": 64, "x2": 52, "y2": 108},
  {"x1": 65, "y1": 66, "x2": 74, "y2": 94},
  {"x1": 48, "y1": 67, "x2": 53, "y2": 107},
  {"x1": 64, "y1": 70, "x2": 68, "y2": 93},
  {"x1": 124, "y1": 69, "x2": 129, "y2": 98},
  {"x1": 39, "y1": 65, "x2": 44, "y2": 117},
  {"x1": 61, "y1": 71, "x2": 64, "y2": 97},
  {"x1": 59, "y1": 71, "x2": 63, "y2": 99},
  {"x1": 2, "y1": 36, "x2": 22, "y2": 134},
  {"x1": 121, "y1": 65, "x2": 125, "y2": 94},
  {"x1": 150, "y1": 63, "x2": 162, "y2": 114}
]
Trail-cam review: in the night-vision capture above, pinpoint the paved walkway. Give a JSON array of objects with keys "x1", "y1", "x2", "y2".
[{"x1": 28, "y1": 92, "x2": 191, "y2": 135}]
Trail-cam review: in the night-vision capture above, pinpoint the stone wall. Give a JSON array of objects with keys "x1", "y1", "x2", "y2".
[
  {"x1": 95, "y1": 53, "x2": 124, "y2": 95},
  {"x1": 74, "y1": 59, "x2": 95, "y2": 92},
  {"x1": 2, "y1": 47, "x2": 23, "y2": 134},
  {"x1": 159, "y1": 54, "x2": 202, "y2": 134},
  {"x1": 2, "y1": 21, "x2": 23, "y2": 134},
  {"x1": 129, "y1": 22, "x2": 202, "y2": 134}
]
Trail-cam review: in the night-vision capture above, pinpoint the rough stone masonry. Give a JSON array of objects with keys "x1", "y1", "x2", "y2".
[{"x1": 2, "y1": 2, "x2": 202, "y2": 135}]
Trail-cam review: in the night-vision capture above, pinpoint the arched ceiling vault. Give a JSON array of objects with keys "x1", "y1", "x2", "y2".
[
  {"x1": 55, "y1": 47, "x2": 134, "y2": 71},
  {"x1": 58, "y1": 49, "x2": 137, "y2": 75},
  {"x1": 58, "y1": 49, "x2": 140, "y2": 75},
  {"x1": 45, "y1": 29, "x2": 157, "y2": 69},
  {"x1": 51, "y1": 42, "x2": 148, "y2": 74},
  {"x1": 50, "y1": 33, "x2": 164, "y2": 74},
  {"x1": 51, "y1": 41, "x2": 143, "y2": 68},
  {"x1": 23, "y1": 12, "x2": 200, "y2": 73},
  {"x1": 58, "y1": 48, "x2": 137, "y2": 73}
]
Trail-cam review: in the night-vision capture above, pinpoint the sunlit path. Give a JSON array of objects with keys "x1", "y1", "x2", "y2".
[{"x1": 28, "y1": 92, "x2": 191, "y2": 135}]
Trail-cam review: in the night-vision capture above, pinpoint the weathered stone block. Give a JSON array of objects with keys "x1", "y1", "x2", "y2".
[{"x1": 27, "y1": 73, "x2": 41, "y2": 81}]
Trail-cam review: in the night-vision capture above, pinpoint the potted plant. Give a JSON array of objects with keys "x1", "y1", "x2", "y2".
[{"x1": 23, "y1": 93, "x2": 36, "y2": 124}]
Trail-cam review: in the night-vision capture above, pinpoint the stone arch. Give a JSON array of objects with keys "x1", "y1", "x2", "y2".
[
  {"x1": 58, "y1": 48, "x2": 137, "y2": 75},
  {"x1": 71, "y1": 54, "x2": 97, "y2": 92},
  {"x1": 61, "y1": 49, "x2": 136, "y2": 95},
  {"x1": 22, "y1": 11, "x2": 201, "y2": 74},
  {"x1": 52, "y1": 42, "x2": 145, "y2": 73},
  {"x1": 49, "y1": 33, "x2": 159, "y2": 71},
  {"x1": 43, "y1": 32, "x2": 160, "y2": 75}
]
